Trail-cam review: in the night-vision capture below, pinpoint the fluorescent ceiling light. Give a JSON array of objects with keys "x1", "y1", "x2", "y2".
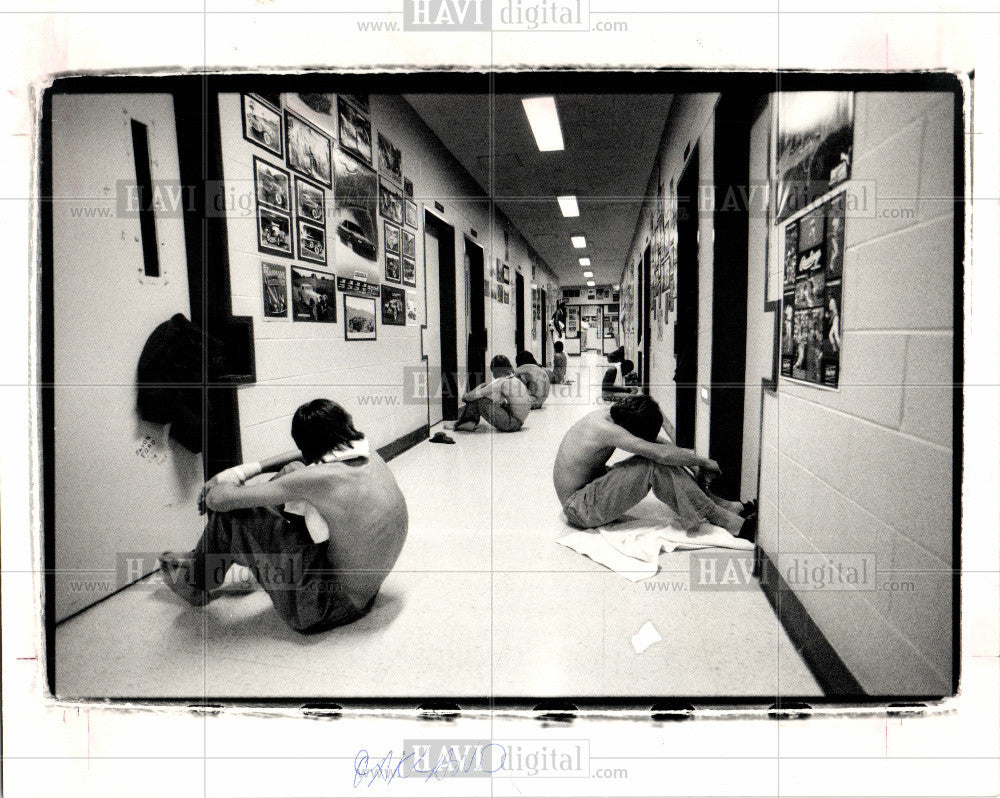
[
  {"x1": 571, "y1": 236, "x2": 586, "y2": 248},
  {"x1": 586, "y1": 280, "x2": 596, "y2": 287},
  {"x1": 583, "y1": 271, "x2": 593, "y2": 278},
  {"x1": 557, "y1": 195, "x2": 579, "y2": 217},
  {"x1": 578, "y1": 257, "x2": 590, "y2": 266},
  {"x1": 522, "y1": 97, "x2": 564, "y2": 152}
]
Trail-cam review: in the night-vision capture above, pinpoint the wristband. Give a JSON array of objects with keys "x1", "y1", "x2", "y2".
[{"x1": 233, "y1": 461, "x2": 262, "y2": 484}]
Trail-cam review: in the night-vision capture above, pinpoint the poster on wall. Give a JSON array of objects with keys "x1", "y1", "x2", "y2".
[
  {"x1": 260, "y1": 261, "x2": 288, "y2": 319},
  {"x1": 291, "y1": 266, "x2": 337, "y2": 323},
  {"x1": 337, "y1": 96, "x2": 373, "y2": 167},
  {"x1": 242, "y1": 94, "x2": 282, "y2": 157},
  {"x1": 332, "y1": 149, "x2": 379, "y2": 272},
  {"x1": 774, "y1": 92, "x2": 854, "y2": 223},
  {"x1": 406, "y1": 291, "x2": 419, "y2": 323},
  {"x1": 404, "y1": 199, "x2": 419, "y2": 229},
  {"x1": 377, "y1": 131, "x2": 403, "y2": 186},
  {"x1": 284, "y1": 110, "x2": 332, "y2": 188},
  {"x1": 378, "y1": 179, "x2": 404, "y2": 225},
  {"x1": 381, "y1": 284, "x2": 406, "y2": 326},
  {"x1": 402, "y1": 256, "x2": 416, "y2": 287},
  {"x1": 297, "y1": 220, "x2": 327, "y2": 265},
  {"x1": 294, "y1": 177, "x2": 325, "y2": 225},
  {"x1": 253, "y1": 157, "x2": 290, "y2": 213},
  {"x1": 401, "y1": 229, "x2": 416, "y2": 259},
  {"x1": 256, "y1": 207, "x2": 292, "y2": 258},
  {"x1": 566, "y1": 305, "x2": 580, "y2": 339},
  {"x1": 782, "y1": 191, "x2": 844, "y2": 387},
  {"x1": 344, "y1": 294, "x2": 377, "y2": 340},
  {"x1": 294, "y1": 93, "x2": 337, "y2": 124},
  {"x1": 385, "y1": 252, "x2": 401, "y2": 283},
  {"x1": 384, "y1": 221, "x2": 401, "y2": 256}
]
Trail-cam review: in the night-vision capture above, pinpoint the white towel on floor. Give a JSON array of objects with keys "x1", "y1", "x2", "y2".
[{"x1": 557, "y1": 513, "x2": 753, "y2": 582}]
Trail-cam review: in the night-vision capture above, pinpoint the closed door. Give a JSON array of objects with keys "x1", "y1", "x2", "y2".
[{"x1": 424, "y1": 221, "x2": 444, "y2": 425}]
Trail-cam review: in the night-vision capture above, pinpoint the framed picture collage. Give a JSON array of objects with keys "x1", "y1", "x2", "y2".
[{"x1": 242, "y1": 91, "x2": 421, "y2": 337}]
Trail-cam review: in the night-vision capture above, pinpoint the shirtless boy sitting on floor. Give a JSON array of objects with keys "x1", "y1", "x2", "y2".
[
  {"x1": 553, "y1": 395, "x2": 756, "y2": 540},
  {"x1": 159, "y1": 399, "x2": 408, "y2": 633}
]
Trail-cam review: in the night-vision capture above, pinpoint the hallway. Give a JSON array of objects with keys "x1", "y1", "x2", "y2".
[{"x1": 55, "y1": 351, "x2": 820, "y2": 700}]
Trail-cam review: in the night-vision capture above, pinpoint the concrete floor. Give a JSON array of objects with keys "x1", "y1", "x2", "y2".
[{"x1": 55, "y1": 351, "x2": 821, "y2": 699}]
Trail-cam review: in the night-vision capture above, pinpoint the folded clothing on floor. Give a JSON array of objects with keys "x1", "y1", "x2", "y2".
[{"x1": 556, "y1": 513, "x2": 753, "y2": 582}]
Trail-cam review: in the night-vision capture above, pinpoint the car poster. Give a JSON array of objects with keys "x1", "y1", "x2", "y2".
[
  {"x1": 260, "y1": 261, "x2": 288, "y2": 319},
  {"x1": 381, "y1": 284, "x2": 406, "y2": 326},
  {"x1": 291, "y1": 266, "x2": 337, "y2": 323},
  {"x1": 332, "y1": 149, "x2": 379, "y2": 274}
]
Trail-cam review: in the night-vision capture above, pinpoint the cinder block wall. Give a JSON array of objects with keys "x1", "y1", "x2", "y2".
[{"x1": 759, "y1": 92, "x2": 956, "y2": 695}]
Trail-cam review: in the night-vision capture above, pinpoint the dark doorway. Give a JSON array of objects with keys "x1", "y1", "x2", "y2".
[
  {"x1": 708, "y1": 95, "x2": 754, "y2": 497},
  {"x1": 674, "y1": 145, "x2": 700, "y2": 450},
  {"x1": 515, "y1": 271, "x2": 525, "y2": 354},
  {"x1": 540, "y1": 288, "x2": 548, "y2": 367},
  {"x1": 425, "y1": 212, "x2": 459, "y2": 420},
  {"x1": 641, "y1": 243, "x2": 652, "y2": 391},
  {"x1": 465, "y1": 237, "x2": 487, "y2": 390}
]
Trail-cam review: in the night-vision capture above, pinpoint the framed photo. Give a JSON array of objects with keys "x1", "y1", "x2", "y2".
[
  {"x1": 297, "y1": 219, "x2": 327, "y2": 265},
  {"x1": 402, "y1": 256, "x2": 416, "y2": 287},
  {"x1": 377, "y1": 131, "x2": 403, "y2": 185},
  {"x1": 384, "y1": 221, "x2": 401, "y2": 255},
  {"x1": 242, "y1": 94, "x2": 282, "y2": 157},
  {"x1": 385, "y1": 252, "x2": 401, "y2": 283},
  {"x1": 502, "y1": 263, "x2": 510, "y2": 284},
  {"x1": 291, "y1": 266, "x2": 338, "y2": 323},
  {"x1": 404, "y1": 199, "x2": 419, "y2": 229},
  {"x1": 284, "y1": 110, "x2": 331, "y2": 187},
  {"x1": 344, "y1": 294, "x2": 377, "y2": 340},
  {"x1": 253, "y1": 157, "x2": 290, "y2": 213},
  {"x1": 378, "y1": 179, "x2": 403, "y2": 225},
  {"x1": 338, "y1": 96, "x2": 373, "y2": 167},
  {"x1": 401, "y1": 229, "x2": 416, "y2": 259},
  {"x1": 381, "y1": 284, "x2": 406, "y2": 326},
  {"x1": 257, "y1": 207, "x2": 292, "y2": 257},
  {"x1": 260, "y1": 261, "x2": 288, "y2": 319},
  {"x1": 294, "y1": 177, "x2": 325, "y2": 226},
  {"x1": 403, "y1": 177, "x2": 414, "y2": 197}
]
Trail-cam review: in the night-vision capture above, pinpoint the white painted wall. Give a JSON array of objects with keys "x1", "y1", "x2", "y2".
[{"x1": 51, "y1": 94, "x2": 202, "y2": 621}]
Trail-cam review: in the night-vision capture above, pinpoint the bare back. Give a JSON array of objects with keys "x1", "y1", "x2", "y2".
[
  {"x1": 553, "y1": 409, "x2": 621, "y2": 504},
  {"x1": 297, "y1": 453, "x2": 408, "y2": 601}
]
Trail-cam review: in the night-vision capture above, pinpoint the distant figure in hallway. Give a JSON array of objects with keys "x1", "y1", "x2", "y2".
[
  {"x1": 549, "y1": 340, "x2": 568, "y2": 384},
  {"x1": 445, "y1": 355, "x2": 531, "y2": 433},
  {"x1": 601, "y1": 359, "x2": 640, "y2": 401},
  {"x1": 553, "y1": 395, "x2": 756, "y2": 540},
  {"x1": 515, "y1": 350, "x2": 550, "y2": 409},
  {"x1": 552, "y1": 299, "x2": 567, "y2": 339},
  {"x1": 159, "y1": 399, "x2": 408, "y2": 633}
]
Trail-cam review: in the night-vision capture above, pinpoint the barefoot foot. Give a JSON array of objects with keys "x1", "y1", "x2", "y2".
[{"x1": 158, "y1": 552, "x2": 211, "y2": 606}]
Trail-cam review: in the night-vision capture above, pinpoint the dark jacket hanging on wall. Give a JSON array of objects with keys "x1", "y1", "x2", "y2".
[{"x1": 136, "y1": 313, "x2": 222, "y2": 454}]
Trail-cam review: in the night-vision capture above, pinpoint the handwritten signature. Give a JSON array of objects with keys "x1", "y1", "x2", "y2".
[{"x1": 353, "y1": 745, "x2": 507, "y2": 788}]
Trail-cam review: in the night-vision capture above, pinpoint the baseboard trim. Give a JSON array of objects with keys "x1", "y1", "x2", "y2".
[
  {"x1": 376, "y1": 424, "x2": 430, "y2": 463},
  {"x1": 758, "y1": 548, "x2": 867, "y2": 698}
]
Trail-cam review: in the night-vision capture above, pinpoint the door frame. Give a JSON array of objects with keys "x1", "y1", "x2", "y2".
[
  {"x1": 515, "y1": 270, "x2": 525, "y2": 354},
  {"x1": 674, "y1": 144, "x2": 700, "y2": 449},
  {"x1": 424, "y1": 208, "x2": 459, "y2": 420},
  {"x1": 464, "y1": 235, "x2": 486, "y2": 390}
]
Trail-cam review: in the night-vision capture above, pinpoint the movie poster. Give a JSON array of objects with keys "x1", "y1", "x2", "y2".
[
  {"x1": 774, "y1": 92, "x2": 854, "y2": 223},
  {"x1": 332, "y1": 150, "x2": 379, "y2": 275},
  {"x1": 781, "y1": 190, "x2": 845, "y2": 387}
]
